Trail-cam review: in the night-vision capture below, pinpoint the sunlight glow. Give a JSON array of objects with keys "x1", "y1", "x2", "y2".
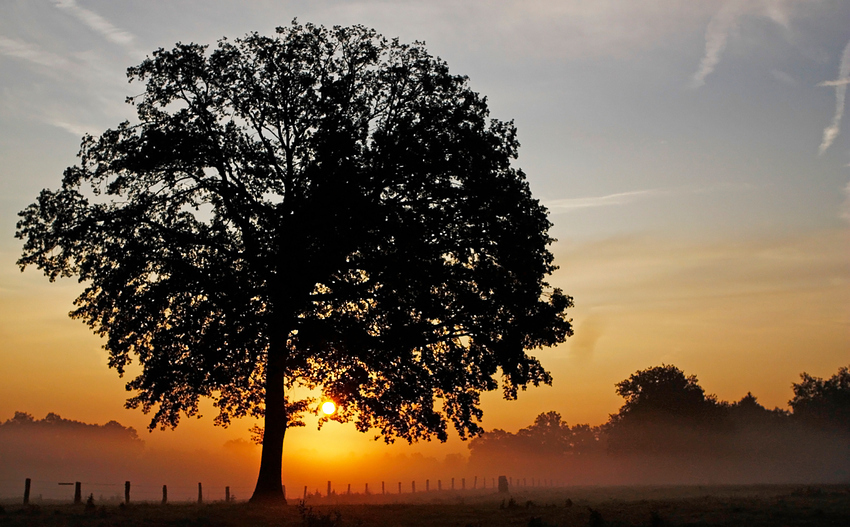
[{"x1": 321, "y1": 401, "x2": 336, "y2": 415}]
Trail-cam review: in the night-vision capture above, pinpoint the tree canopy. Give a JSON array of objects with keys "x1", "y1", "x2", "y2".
[{"x1": 16, "y1": 22, "x2": 573, "y2": 501}]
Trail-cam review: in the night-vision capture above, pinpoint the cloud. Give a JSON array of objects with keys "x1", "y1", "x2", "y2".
[
  {"x1": 0, "y1": 35, "x2": 69, "y2": 69},
  {"x1": 544, "y1": 189, "x2": 668, "y2": 212},
  {"x1": 818, "y1": 39, "x2": 850, "y2": 155},
  {"x1": 691, "y1": 1, "x2": 744, "y2": 88},
  {"x1": 54, "y1": 0, "x2": 136, "y2": 49},
  {"x1": 817, "y1": 78, "x2": 850, "y2": 87},
  {"x1": 691, "y1": 0, "x2": 796, "y2": 89}
]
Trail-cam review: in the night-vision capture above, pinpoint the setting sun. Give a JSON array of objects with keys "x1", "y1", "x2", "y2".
[{"x1": 321, "y1": 401, "x2": 336, "y2": 415}]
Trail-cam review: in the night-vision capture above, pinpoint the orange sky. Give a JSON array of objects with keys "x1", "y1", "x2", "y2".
[{"x1": 1, "y1": 0, "x2": 849, "y2": 482}]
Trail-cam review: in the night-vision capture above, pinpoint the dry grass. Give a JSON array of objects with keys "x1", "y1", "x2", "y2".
[{"x1": 1, "y1": 485, "x2": 848, "y2": 526}]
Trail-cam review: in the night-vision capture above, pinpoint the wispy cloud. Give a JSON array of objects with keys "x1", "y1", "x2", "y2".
[
  {"x1": 0, "y1": 35, "x2": 69, "y2": 69},
  {"x1": 817, "y1": 78, "x2": 850, "y2": 87},
  {"x1": 818, "y1": 39, "x2": 850, "y2": 155},
  {"x1": 54, "y1": 0, "x2": 136, "y2": 49},
  {"x1": 544, "y1": 189, "x2": 668, "y2": 212},
  {"x1": 691, "y1": 0, "x2": 793, "y2": 89}
]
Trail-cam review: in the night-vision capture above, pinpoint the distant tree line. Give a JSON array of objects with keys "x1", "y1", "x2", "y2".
[
  {"x1": 0, "y1": 411, "x2": 143, "y2": 446},
  {"x1": 468, "y1": 364, "x2": 850, "y2": 483}
]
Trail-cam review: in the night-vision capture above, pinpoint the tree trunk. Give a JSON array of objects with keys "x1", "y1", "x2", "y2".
[{"x1": 250, "y1": 347, "x2": 287, "y2": 503}]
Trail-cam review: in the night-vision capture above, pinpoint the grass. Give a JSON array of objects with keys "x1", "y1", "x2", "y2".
[{"x1": 1, "y1": 484, "x2": 848, "y2": 526}]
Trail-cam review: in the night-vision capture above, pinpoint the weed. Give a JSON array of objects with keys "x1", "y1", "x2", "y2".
[
  {"x1": 588, "y1": 507, "x2": 604, "y2": 527},
  {"x1": 85, "y1": 494, "x2": 96, "y2": 512},
  {"x1": 297, "y1": 500, "x2": 342, "y2": 527},
  {"x1": 565, "y1": 498, "x2": 573, "y2": 508},
  {"x1": 649, "y1": 509, "x2": 665, "y2": 527}
]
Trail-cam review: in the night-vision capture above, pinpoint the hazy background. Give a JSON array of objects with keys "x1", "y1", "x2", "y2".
[{"x1": 1, "y1": 0, "x2": 848, "y2": 492}]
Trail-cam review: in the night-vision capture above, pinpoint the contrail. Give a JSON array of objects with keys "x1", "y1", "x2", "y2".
[
  {"x1": 54, "y1": 0, "x2": 136, "y2": 48},
  {"x1": 691, "y1": 1, "x2": 744, "y2": 88},
  {"x1": 818, "y1": 39, "x2": 850, "y2": 155}
]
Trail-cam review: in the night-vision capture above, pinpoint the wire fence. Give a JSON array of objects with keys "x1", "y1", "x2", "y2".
[{"x1": 0, "y1": 475, "x2": 564, "y2": 505}]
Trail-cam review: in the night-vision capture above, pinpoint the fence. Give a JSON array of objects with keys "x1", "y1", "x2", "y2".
[{"x1": 1, "y1": 475, "x2": 566, "y2": 505}]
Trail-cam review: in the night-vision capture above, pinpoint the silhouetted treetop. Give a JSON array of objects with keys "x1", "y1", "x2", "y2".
[
  {"x1": 790, "y1": 365, "x2": 850, "y2": 431},
  {"x1": 16, "y1": 21, "x2": 573, "y2": 501},
  {"x1": 612, "y1": 364, "x2": 719, "y2": 423}
]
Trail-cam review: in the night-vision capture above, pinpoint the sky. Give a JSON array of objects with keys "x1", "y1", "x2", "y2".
[{"x1": 0, "y1": 0, "x2": 849, "y2": 481}]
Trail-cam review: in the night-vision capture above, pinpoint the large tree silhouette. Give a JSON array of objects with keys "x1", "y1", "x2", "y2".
[{"x1": 16, "y1": 22, "x2": 573, "y2": 502}]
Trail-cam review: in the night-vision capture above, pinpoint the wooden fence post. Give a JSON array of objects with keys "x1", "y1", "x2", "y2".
[
  {"x1": 23, "y1": 478, "x2": 31, "y2": 505},
  {"x1": 74, "y1": 482, "x2": 82, "y2": 505},
  {"x1": 411, "y1": 480, "x2": 415, "y2": 493},
  {"x1": 347, "y1": 483, "x2": 351, "y2": 495},
  {"x1": 327, "y1": 481, "x2": 332, "y2": 497},
  {"x1": 162, "y1": 485, "x2": 168, "y2": 505},
  {"x1": 225, "y1": 486, "x2": 230, "y2": 503},
  {"x1": 303, "y1": 486, "x2": 307, "y2": 501},
  {"x1": 397, "y1": 482, "x2": 401, "y2": 494},
  {"x1": 198, "y1": 482, "x2": 203, "y2": 504},
  {"x1": 125, "y1": 481, "x2": 130, "y2": 504},
  {"x1": 365, "y1": 483, "x2": 369, "y2": 495},
  {"x1": 425, "y1": 479, "x2": 429, "y2": 492},
  {"x1": 498, "y1": 476, "x2": 509, "y2": 493},
  {"x1": 462, "y1": 478, "x2": 465, "y2": 490},
  {"x1": 381, "y1": 481, "x2": 385, "y2": 495},
  {"x1": 451, "y1": 477, "x2": 455, "y2": 490}
]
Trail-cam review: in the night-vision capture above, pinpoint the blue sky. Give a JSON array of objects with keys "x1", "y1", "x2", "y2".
[{"x1": 0, "y1": 0, "x2": 848, "y2": 463}]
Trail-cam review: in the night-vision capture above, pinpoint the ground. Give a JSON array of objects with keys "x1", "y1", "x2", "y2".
[{"x1": 1, "y1": 485, "x2": 848, "y2": 526}]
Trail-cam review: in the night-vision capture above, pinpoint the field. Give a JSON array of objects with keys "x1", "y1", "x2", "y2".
[{"x1": 1, "y1": 485, "x2": 849, "y2": 526}]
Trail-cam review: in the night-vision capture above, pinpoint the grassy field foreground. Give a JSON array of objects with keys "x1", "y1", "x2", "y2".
[{"x1": 1, "y1": 485, "x2": 848, "y2": 526}]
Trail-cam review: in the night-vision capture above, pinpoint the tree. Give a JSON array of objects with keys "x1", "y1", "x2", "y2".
[
  {"x1": 16, "y1": 22, "x2": 573, "y2": 502},
  {"x1": 789, "y1": 365, "x2": 850, "y2": 432},
  {"x1": 606, "y1": 365, "x2": 723, "y2": 453}
]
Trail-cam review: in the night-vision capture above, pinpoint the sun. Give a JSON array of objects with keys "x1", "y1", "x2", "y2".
[{"x1": 321, "y1": 401, "x2": 336, "y2": 415}]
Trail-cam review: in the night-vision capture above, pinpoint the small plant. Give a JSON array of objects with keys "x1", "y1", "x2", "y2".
[
  {"x1": 297, "y1": 500, "x2": 342, "y2": 527},
  {"x1": 565, "y1": 498, "x2": 573, "y2": 508},
  {"x1": 649, "y1": 509, "x2": 665, "y2": 527},
  {"x1": 588, "y1": 507, "x2": 605, "y2": 527},
  {"x1": 85, "y1": 494, "x2": 96, "y2": 512}
]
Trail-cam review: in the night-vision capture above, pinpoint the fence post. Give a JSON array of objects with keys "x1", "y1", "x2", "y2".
[
  {"x1": 327, "y1": 481, "x2": 331, "y2": 497},
  {"x1": 198, "y1": 482, "x2": 203, "y2": 504},
  {"x1": 438, "y1": 480, "x2": 442, "y2": 491},
  {"x1": 225, "y1": 486, "x2": 230, "y2": 503},
  {"x1": 303, "y1": 486, "x2": 307, "y2": 501},
  {"x1": 425, "y1": 479, "x2": 429, "y2": 492},
  {"x1": 474, "y1": 476, "x2": 477, "y2": 489},
  {"x1": 162, "y1": 485, "x2": 168, "y2": 505},
  {"x1": 381, "y1": 481, "x2": 385, "y2": 495},
  {"x1": 498, "y1": 476, "x2": 509, "y2": 493},
  {"x1": 23, "y1": 478, "x2": 31, "y2": 505},
  {"x1": 347, "y1": 483, "x2": 351, "y2": 495},
  {"x1": 462, "y1": 478, "x2": 465, "y2": 490},
  {"x1": 125, "y1": 481, "x2": 130, "y2": 504},
  {"x1": 397, "y1": 482, "x2": 401, "y2": 494},
  {"x1": 411, "y1": 481, "x2": 415, "y2": 493},
  {"x1": 365, "y1": 483, "x2": 369, "y2": 495},
  {"x1": 451, "y1": 477, "x2": 455, "y2": 490},
  {"x1": 74, "y1": 482, "x2": 82, "y2": 505}
]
